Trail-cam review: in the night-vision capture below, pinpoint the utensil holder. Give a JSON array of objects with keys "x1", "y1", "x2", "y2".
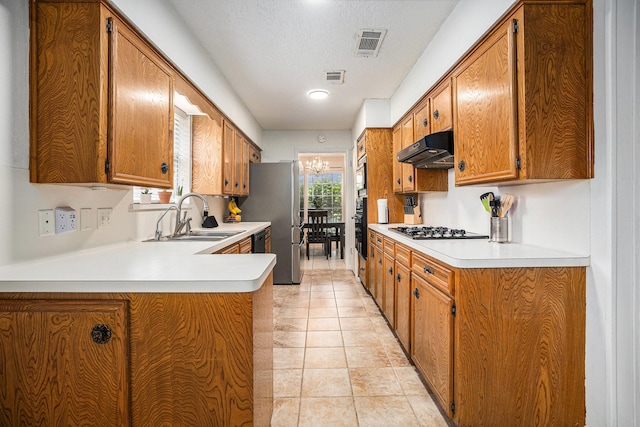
[{"x1": 490, "y1": 217, "x2": 509, "y2": 243}]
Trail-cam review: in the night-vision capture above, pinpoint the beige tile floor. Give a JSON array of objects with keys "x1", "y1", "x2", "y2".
[{"x1": 271, "y1": 245, "x2": 449, "y2": 426}]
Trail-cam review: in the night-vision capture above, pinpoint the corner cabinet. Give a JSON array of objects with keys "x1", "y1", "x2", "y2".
[
  {"x1": 30, "y1": 1, "x2": 174, "y2": 188},
  {"x1": 453, "y1": 2, "x2": 592, "y2": 185}
]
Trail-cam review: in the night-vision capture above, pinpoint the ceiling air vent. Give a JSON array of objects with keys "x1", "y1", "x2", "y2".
[
  {"x1": 324, "y1": 70, "x2": 345, "y2": 84},
  {"x1": 355, "y1": 29, "x2": 387, "y2": 57}
]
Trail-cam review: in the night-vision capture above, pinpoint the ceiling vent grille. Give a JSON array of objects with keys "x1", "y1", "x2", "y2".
[
  {"x1": 355, "y1": 29, "x2": 387, "y2": 57},
  {"x1": 324, "y1": 70, "x2": 345, "y2": 84}
]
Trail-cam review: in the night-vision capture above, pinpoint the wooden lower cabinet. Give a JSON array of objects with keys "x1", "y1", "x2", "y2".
[
  {"x1": 382, "y1": 252, "x2": 395, "y2": 327},
  {"x1": 373, "y1": 248, "x2": 384, "y2": 308},
  {"x1": 411, "y1": 274, "x2": 454, "y2": 417},
  {"x1": 369, "y1": 229, "x2": 586, "y2": 426},
  {"x1": 0, "y1": 273, "x2": 274, "y2": 426},
  {"x1": 394, "y1": 261, "x2": 411, "y2": 351},
  {"x1": 0, "y1": 300, "x2": 128, "y2": 425}
]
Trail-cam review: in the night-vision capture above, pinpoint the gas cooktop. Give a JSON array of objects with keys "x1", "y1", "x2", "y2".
[{"x1": 390, "y1": 226, "x2": 488, "y2": 240}]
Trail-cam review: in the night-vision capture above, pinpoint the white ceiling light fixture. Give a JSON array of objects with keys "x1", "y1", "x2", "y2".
[
  {"x1": 308, "y1": 89, "x2": 330, "y2": 100},
  {"x1": 355, "y1": 29, "x2": 387, "y2": 57}
]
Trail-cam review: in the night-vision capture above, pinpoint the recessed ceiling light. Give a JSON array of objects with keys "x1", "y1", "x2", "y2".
[{"x1": 308, "y1": 89, "x2": 329, "y2": 100}]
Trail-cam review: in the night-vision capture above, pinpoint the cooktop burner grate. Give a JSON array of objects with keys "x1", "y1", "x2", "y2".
[{"x1": 390, "y1": 226, "x2": 488, "y2": 240}]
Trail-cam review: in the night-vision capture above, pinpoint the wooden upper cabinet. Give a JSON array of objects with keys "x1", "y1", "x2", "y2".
[
  {"x1": 222, "y1": 121, "x2": 235, "y2": 195},
  {"x1": 356, "y1": 134, "x2": 366, "y2": 159},
  {"x1": 249, "y1": 144, "x2": 262, "y2": 163},
  {"x1": 241, "y1": 137, "x2": 251, "y2": 195},
  {"x1": 191, "y1": 111, "x2": 223, "y2": 195},
  {"x1": 0, "y1": 299, "x2": 129, "y2": 426},
  {"x1": 30, "y1": 1, "x2": 174, "y2": 187},
  {"x1": 401, "y1": 116, "x2": 416, "y2": 193},
  {"x1": 413, "y1": 98, "x2": 431, "y2": 140},
  {"x1": 453, "y1": 17, "x2": 518, "y2": 185},
  {"x1": 453, "y1": 3, "x2": 592, "y2": 185},
  {"x1": 430, "y1": 79, "x2": 453, "y2": 133}
]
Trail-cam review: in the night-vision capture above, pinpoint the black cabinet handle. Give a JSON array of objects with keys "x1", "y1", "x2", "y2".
[
  {"x1": 396, "y1": 273, "x2": 402, "y2": 282},
  {"x1": 423, "y1": 266, "x2": 434, "y2": 275},
  {"x1": 388, "y1": 267, "x2": 393, "y2": 275},
  {"x1": 225, "y1": 179, "x2": 229, "y2": 186},
  {"x1": 422, "y1": 118, "x2": 428, "y2": 127},
  {"x1": 378, "y1": 258, "x2": 382, "y2": 265},
  {"x1": 408, "y1": 175, "x2": 413, "y2": 183},
  {"x1": 160, "y1": 162, "x2": 169, "y2": 174},
  {"x1": 235, "y1": 182, "x2": 239, "y2": 188},
  {"x1": 433, "y1": 109, "x2": 440, "y2": 120},
  {"x1": 397, "y1": 178, "x2": 401, "y2": 185},
  {"x1": 413, "y1": 288, "x2": 420, "y2": 299},
  {"x1": 91, "y1": 324, "x2": 112, "y2": 345},
  {"x1": 458, "y1": 160, "x2": 466, "y2": 172}
]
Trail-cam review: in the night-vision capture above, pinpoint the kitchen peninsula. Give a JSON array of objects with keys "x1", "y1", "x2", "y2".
[{"x1": 0, "y1": 223, "x2": 274, "y2": 426}]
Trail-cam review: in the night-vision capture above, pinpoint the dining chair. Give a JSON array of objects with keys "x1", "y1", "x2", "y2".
[{"x1": 307, "y1": 210, "x2": 329, "y2": 259}]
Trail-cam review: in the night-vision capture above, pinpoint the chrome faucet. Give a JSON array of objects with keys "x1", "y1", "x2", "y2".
[
  {"x1": 154, "y1": 205, "x2": 178, "y2": 241},
  {"x1": 174, "y1": 192, "x2": 210, "y2": 237}
]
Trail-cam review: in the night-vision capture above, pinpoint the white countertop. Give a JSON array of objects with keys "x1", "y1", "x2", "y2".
[
  {"x1": 370, "y1": 224, "x2": 590, "y2": 268},
  {"x1": 0, "y1": 222, "x2": 275, "y2": 293}
]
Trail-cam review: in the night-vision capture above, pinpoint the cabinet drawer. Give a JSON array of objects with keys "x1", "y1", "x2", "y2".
[
  {"x1": 371, "y1": 231, "x2": 383, "y2": 247},
  {"x1": 239, "y1": 237, "x2": 252, "y2": 254},
  {"x1": 411, "y1": 251, "x2": 454, "y2": 296},
  {"x1": 383, "y1": 237, "x2": 395, "y2": 256},
  {"x1": 395, "y1": 243, "x2": 411, "y2": 267}
]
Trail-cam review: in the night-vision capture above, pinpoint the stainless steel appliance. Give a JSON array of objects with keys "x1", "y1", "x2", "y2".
[
  {"x1": 355, "y1": 155, "x2": 367, "y2": 196},
  {"x1": 390, "y1": 225, "x2": 488, "y2": 240},
  {"x1": 355, "y1": 196, "x2": 367, "y2": 258},
  {"x1": 397, "y1": 130, "x2": 454, "y2": 169},
  {"x1": 239, "y1": 162, "x2": 303, "y2": 284}
]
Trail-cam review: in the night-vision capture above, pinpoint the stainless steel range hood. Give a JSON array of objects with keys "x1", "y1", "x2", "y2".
[{"x1": 397, "y1": 130, "x2": 454, "y2": 169}]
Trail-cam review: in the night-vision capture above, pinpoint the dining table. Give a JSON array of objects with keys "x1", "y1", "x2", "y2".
[{"x1": 301, "y1": 221, "x2": 345, "y2": 259}]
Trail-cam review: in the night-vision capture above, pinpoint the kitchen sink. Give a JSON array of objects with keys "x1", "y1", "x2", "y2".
[{"x1": 143, "y1": 230, "x2": 245, "y2": 242}]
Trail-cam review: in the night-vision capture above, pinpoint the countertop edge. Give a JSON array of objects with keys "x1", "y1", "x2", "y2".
[{"x1": 369, "y1": 224, "x2": 590, "y2": 269}]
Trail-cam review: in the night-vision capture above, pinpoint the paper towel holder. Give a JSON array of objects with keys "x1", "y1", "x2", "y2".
[{"x1": 377, "y1": 198, "x2": 389, "y2": 224}]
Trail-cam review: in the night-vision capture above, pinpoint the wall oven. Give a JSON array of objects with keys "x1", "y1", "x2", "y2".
[
  {"x1": 355, "y1": 155, "x2": 367, "y2": 196},
  {"x1": 355, "y1": 196, "x2": 367, "y2": 259}
]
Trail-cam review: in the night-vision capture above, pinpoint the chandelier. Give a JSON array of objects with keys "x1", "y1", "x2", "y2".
[{"x1": 305, "y1": 156, "x2": 330, "y2": 174}]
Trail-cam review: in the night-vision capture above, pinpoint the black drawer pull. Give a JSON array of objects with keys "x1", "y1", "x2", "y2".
[
  {"x1": 91, "y1": 324, "x2": 112, "y2": 345},
  {"x1": 413, "y1": 288, "x2": 420, "y2": 299},
  {"x1": 423, "y1": 266, "x2": 434, "y2": 275}
]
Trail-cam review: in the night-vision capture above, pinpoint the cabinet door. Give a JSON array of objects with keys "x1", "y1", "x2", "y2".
[
  {"x1": 374, "y1": 249, "x2": 384, "y2": 308},
  {"x1": 109, "y1": 18, "x2": 174, "y2": 187},
  {"x1": 395, "y1": 262, "x2": 411, "y2": 351},
  {"x1": 392, "y1": 126, "x2": 403, "y2": 193},
  {"x1": 192, "y1": 112, "x2": 224, "y2": 195},
  {"x1": 401, "y1": 116, "x2": 416, "y2": 193},
  {"x1": 241, "y1": 137, "x2": 251, "y2": 195},
  {"x1": 0, "y1": 300, "x2": 128, "y2": 426},
  {"x1": 430, "y1": 79, "x2": 453, "y2": 133},
  {"x1": 222, "y1": 121, "x2": 235, "y2": 195},
  {"x1": 413, "y1": 98, "x2": 431, "y2": 140},
  {"x1": 453, "y1": 18, "x2": 518, "y2": 185},
  {"x1": 412, "y1": 275, "x2": 454, "y2": 416},
  {"x1": 383, "y1": 253, "x2": 395, "y2": 327},
  {"x1": 367, "y1": 243, "x2": 376, "y2": 293},
  {"x1": 233, "y1": 132, "x2": 243, "y2": 195}
]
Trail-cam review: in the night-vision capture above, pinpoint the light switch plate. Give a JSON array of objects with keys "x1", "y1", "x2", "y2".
[
  {"x1": 81, "y1": 208, "x2": 93, "y2": 231},
  {"x1": 97, "y1": 208, "x2": 112, "y2": 229}
]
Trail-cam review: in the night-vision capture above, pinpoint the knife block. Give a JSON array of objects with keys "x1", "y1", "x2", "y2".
[{"x1": 404, "y1": 205, "x2": 422, "y2": 225}]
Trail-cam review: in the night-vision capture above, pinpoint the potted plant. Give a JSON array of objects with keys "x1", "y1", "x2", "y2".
[
  {"x1": 158, "y1": 190, "x2": 172, "y2": 204},
  {"x1": 140, "y1": 188, "x2": 152, "y2": 204}
]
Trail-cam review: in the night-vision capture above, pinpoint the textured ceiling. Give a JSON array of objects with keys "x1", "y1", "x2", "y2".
[{"x1": 167, "y1": 0, "x2": 459, "y2": 130}]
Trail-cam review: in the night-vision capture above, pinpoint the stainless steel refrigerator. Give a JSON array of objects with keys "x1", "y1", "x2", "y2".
[{"x1": 239, "y1": 162, "x2": 303, "y2": 284}]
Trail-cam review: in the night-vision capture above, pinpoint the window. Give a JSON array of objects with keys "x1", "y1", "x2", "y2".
[
  {"x1": 301, "y1": 171, "x2": 343, "y2": 222},
  {"x1": 133, "y1": 107, "x2": 191, "y2": 203}
]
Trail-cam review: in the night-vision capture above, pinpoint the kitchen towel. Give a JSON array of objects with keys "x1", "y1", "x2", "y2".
[{"x1": 377, "y1": 199, "x2": 388, "y2": 224}]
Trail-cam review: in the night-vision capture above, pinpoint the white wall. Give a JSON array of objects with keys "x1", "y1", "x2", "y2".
[{"x1": 0, "y1": 0, "x2": 248, "y2": 266}]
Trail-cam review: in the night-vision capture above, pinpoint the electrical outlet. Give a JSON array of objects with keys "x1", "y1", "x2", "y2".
[
  {"x1": 80, "y1": 208, "x2": 93, "y2": 231},
  {"x1": 55, "y1": 206, "x2": 78, "y2": 234},
  {"x1": 38, "y1": 209, "x2": 55, "y2": 236},
  {"x1": 97, "y1": 208, "x2": 112, "y2": 229}
]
